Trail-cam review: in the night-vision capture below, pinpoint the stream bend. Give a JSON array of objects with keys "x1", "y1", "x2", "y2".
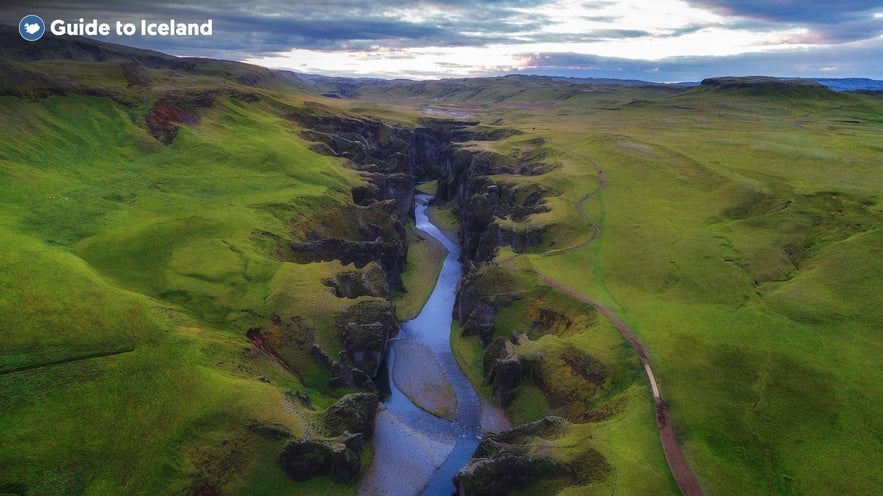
[{"x1": 359, "y1": 194, "x2": 482, "y2": 496}]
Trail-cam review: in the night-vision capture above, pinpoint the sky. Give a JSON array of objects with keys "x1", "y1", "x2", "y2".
[{"x1": 3, "y1": 0, "x2": 883, "y2": 81}]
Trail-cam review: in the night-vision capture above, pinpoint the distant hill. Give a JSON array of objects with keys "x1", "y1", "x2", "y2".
[
  {"x1": 3, "y1": 23, "x2": 881, "y2": 96},
  {"x1": 689, "y1": 76, "x2": 839, "y2": 99},
  {"x1": 812, "y1": 78, "x2": 883, "y2": 92},
  {"x1": 0, "y1": 24, "x2": 172, "y2": 65}
]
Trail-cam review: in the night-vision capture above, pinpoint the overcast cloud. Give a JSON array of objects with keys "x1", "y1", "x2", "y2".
[{"x1": 2, "y1": 0, "x2": 881, "y2": 80}]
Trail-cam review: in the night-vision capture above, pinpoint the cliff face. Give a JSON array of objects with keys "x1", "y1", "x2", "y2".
[
  {"x1": 435, "y1": 124, "x2": 626, "y2": 493},
  {"x1": 290, "y1": 105, "x2": 472, "y2": 180},
  {"x1": 290, "y1": 105, "x2": 554, "y2": 268},
  {"x1": 272, "y1": 109, "x2": 561, "y2": 487},
  {"x1": 437, "y1": 144, "x2": 554, "y2": 262},
  {"x1": 453, "y1": 417, "x2": 611, "y2": 496}
]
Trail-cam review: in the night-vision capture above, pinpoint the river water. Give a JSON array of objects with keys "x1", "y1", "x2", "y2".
[{"x1": 358, "y1": 194, "x2": 483, "y2": 496}]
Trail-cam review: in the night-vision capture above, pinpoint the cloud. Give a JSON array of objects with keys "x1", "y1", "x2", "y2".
[
  {"x1": 1, "y1": 0, "x2": 881, "y2": 79},
  {"x1": 686, "y1": 0, "x2": 883, "y2": 44},
  {"x1": 687, "y1": 0, "x2": 881, "y2": 23},
  {"x1": 511, "y1": 36, "x2": 883, "y2": 81}
]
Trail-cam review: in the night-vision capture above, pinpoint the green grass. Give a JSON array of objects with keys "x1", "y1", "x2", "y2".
[
  {"x1": 393, "y1": 227, "x2": 446, "y2": 321},
  {"x1": 426, "y1": 202, "x2": 459, "y2": 238},
  {"x1": 473, "y1": 90, "x2": 883, "y2": 495},
  {"x1": 0, "y1": 83, "x2": 366, "y2": 492},
  {"x1": 355, "y1": 80, "x2": 883, "y2": 495},
  {"x1": 3, "y1": 53, "x2": 882, "y2": 496}
]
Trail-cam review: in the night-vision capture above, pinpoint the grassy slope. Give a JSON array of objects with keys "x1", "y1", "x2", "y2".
[
  {"x1": 3, "y1": 54, "x2": 881, "y2": 496},
  {"x1": 358, "y1": 81, "x2": 883, "y2": 495},
  {"x1": 0, "y1": 59, "x2": 372, "y2": 494},
  {"x1": 524, "y1": 88, "x2": 883, "y2": 496},
  {"x1": 393, "y1": 227, "x2": 447, "y2": 321}
]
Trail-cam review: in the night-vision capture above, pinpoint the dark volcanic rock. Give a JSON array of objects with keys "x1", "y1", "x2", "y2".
[
  {"x1": 322, "y1": 264, "x2": 390, "y2": 299},
  {"x1": 481, "y1": 336, "x2": 547, "y2": 408},
  {"x1": 492, "y1": 416, "x2": 568, "y2": 443},
  {"x1": 351, "y1": 172, "x2": 416, "y2": 221},
  {"x1": 277, "y1": 433, "x2": 364, "y2": 484},
  {"x1": 310, "y1": 343, "x2": 333, "y2": 369},
  {"x1": 277, "y1": 438, "x2": 333, "y2": 482},
  {"x1": 439, "y1": 155, "x2": 554, "y2": 261},
  {"x1": 330, "y1": 432, "x2": 364, "y2": 484},
  {"x1": 482, "y1": 337, "x2": 508, "y2": 379},
  {"x1": 335, "y1": 301, "x2": 397, "y2": 377},
  {"x1": 323, "y1": 393, "x2": 380, "y2": 439},
  {"x1": 289, "y1": 236, "x2": 407, "y2": 291},
  {"x1": 288, "y1": 201, "x2": 408, "y2": 291},
  {"x1": 454, "y1": 416, "x2": 610, "y2": 495},
  {"x1": 454, "y1": 451, "x2": 565, "y2": 496},
  {"x1": 499, "y1": 224, "x2": 547, "y2": 252},
  {"x1": 454, "y1": 268, "x2": 521, "y2": 348},
  {"x1": 289, "y1": 105, "x2": 469, "y2": 181},
  {"x1": 330, "y1": 351, "x2": 379, "y2": 392},
  {"x1": 486, "y1": 355, "x2": 523, "y2": 408}
]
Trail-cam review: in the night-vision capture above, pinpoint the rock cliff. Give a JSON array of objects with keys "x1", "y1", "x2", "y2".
[{"x1": 453, "y1": 417, "x2": 611, "y2": 495}]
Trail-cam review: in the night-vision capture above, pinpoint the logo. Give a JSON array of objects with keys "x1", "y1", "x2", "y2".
[{"x1": 19, "y1": 14, "x2": 45, "y2": 41}]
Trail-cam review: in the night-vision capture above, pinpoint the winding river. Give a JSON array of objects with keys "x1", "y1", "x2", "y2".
[{"x1": 359, "y1": 194, "x2": 486, "y2": 496}]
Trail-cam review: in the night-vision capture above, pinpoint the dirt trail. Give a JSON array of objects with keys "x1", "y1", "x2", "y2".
[
  {"x1": 539, "y1": 276, "x2": 704, "y2": 496},
  {"x1": 533, "y1": 160, "x2": 705, "y2": 496},
  {"x1": 543, "y1": 161, "x2": 608, "y2": 256}
]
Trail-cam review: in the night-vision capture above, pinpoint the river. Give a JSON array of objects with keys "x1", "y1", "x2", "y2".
[{"x1": 358, "y1": 194, "x2": 486, "y2": 496}]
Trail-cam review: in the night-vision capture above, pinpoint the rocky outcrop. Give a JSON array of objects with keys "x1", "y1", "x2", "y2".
[
  {"x1": 486, "y1": 354, "x2": 523, "y2": 408},
  {"x1": 277, "y1": 432, "x2": 364, "y2": 484},
  {"x1": 351, "y1": 172, "x2": 415, "y2": 221},
  {"x1": 454, "y1": 451, "x2": 565, "y2": 496},
  {"x1": 322, "y1": 263, "x2": 389, "y2": 299},
  {"x1": 481, "y1": 335, "x2": 609, "y2": 415},
  {"x1": 290, "y1": 106, "x2": 482, "y2": 233},
  {"x1": 291, "y1": 236, "x2": 407, "y2": 291},
  {"x1": 454, "y1": 417, "x2": 610, "y2": 496},
  {"x1": 287, "y1": 200, "x2": 408, "y2": 291},
  {"x1": 278, "y1": 438, "x2": 333, "y2": 482},
  {"x1": 454, "y1": 267, "x2": 522, "y2": 347},
  {"x1": 490, "y1": 415, "x2": 568, "y2": 442},
  {"x1": 310, "y1": 343, "x2": 333, "y2": 369},
  {"x1": 289, "y1": 105, "x2": 473, "y2": 181},
  {"x1": 480, "y1": 337, "x2": 543, "y2": 408},
  {"x1": 330, "y1": 351, "x2": 379, "y2": 392},
  {"x1": 330, "y1": 432, "x2": 364, "y2": 484},
  {"x1": 439, "y1": 156, "x2": 554, "y2": 262},
  {"x1": 323, "y1": 393, "x2": 380, "y2": 439},
  {"x1": 335, "y1": 301, "x2": 397, "y2": 377}
]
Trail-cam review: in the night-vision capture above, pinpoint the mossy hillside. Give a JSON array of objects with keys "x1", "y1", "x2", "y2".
[
  {"x1": 357, "y1": 79, "x2": 882, "y2": 495},
  {"x1": 449, "y1": 260, "x2": 671, "y2": 493},
  {"x1": 0, "y1": 68, "x2": 387, "y2": 493},
  {"x1": 490, "y1": 91, "x2": 882, "y2": 494},
  {"x1": 0, "y1": 229, "x2": 313, "y2": 495}
]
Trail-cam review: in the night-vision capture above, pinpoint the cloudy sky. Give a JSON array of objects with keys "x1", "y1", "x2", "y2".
[{"x1": 3, "y1": 1, "x2": 883, "y2": 81}]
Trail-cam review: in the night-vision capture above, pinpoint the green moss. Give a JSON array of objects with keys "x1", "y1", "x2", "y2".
[{"x1": 393, "y1": 227, "x2": 446, "y2": 321}]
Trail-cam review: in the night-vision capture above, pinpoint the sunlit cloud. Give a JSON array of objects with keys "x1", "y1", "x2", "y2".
[
  {"x1": 1, "y1": 0, "x2": 881, "y2": 80},
  {"x1": 244, "y1": 44, "x2": 525, "y2": 79}
]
